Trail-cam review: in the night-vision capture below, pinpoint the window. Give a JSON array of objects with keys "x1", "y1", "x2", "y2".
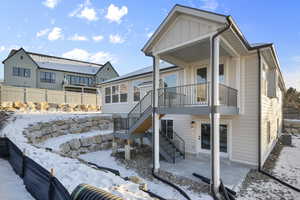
[
  {"x1": 66, "y1": 75, "x2": 94, "y2": 86},
  {"x1": 262, "y1": 64, "x2": 268, "y2": 96},
  {"x1": 40, "y1": 71, "x2": 56, "y2": 83},
  {"x1": 112, "y1": 85, "x2": 119, "y2": 103},
  {"x1": 133, "y1": 80, "x2": 142, "y2": 102},
  {"x1": 105, "y1": 87, "x2": 111, "y2": 103},
  {"x1": 120, "y1": 84, "x2": 128, "y2": 102},
  {"x1": 105, "y1": 83, "x2": 128, "y2": 104},
  {"x1": 162, "y1": 74, "x2": 177, "y2": 88},
  {"x1": 12, "y1": 67, "x2": 31, "y2": 78},
  {"x1": 196, "y1": 68, "x2": 207, "y2": 83},
  {"x1": 267, "y1": 121, "x2": 271, "y2": 144},
  {"x1": 201, "y1": 124, "x2": 228, "y2": 153},
  {"x1": 219, "y1": 64, "x2": 225, "y2": 83},
  {"x1": 161, "y1": 120, "x2": 174, "y2": 139}
]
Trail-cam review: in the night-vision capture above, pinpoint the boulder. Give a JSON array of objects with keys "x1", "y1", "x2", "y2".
[{"x1": 68, "y1": 139, "x2": 81, "y2": 150}]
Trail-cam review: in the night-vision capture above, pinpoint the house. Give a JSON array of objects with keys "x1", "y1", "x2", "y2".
[
  {"x1": 100, "y1": 4, "x2": 285, "y2": 176},
  {"x1": 2, "y1": 48, "x2": 119, "y2": 93}
]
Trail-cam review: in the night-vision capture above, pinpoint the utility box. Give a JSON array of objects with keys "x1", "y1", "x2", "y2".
[{"x1": 280, "y1": 134, "x2": 292, "y2": 146}]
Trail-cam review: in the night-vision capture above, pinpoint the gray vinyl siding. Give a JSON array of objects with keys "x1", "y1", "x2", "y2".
[
  {"x1": 96, "y1": 62, "x2": 119, "y2": 83},
  {"x1": 3, "y1": 50, "x2": 118, "y2": 92},
  {"x1": 3, "y1": 50, "x2": 37, "y2": 88}
]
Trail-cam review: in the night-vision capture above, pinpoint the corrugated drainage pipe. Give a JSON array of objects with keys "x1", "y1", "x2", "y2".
[{"x1": 71, "y1": 184, "x2": 124, "y2": 200}]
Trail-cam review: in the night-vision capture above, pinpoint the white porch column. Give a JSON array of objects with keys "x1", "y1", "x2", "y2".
[
  {"x1": 152, "y1": 55, "x2": 160, "y2": 172},
  {"x1": 210, "y1": 36, "x2": 221, "y2": 194}
]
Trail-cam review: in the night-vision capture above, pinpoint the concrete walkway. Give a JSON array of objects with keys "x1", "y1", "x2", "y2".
[
  {"x1": 160, "y1": 154, "x2": 251, "y2": 189},
  {"x1": 0, "y1": 159, "x2": 34, "y2": 200}
]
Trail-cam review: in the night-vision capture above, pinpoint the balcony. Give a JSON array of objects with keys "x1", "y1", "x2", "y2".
[{"x1": 157, "y1": 82, "x2": 239, "y2": 115}]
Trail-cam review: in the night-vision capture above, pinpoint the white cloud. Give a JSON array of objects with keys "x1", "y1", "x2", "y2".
[
  {"x1": 78, "y1": 7, "x2": 97, "y2": 21},
  {"x1": 36, "y1": 28, "x2": 50, "y2": 37},
  {"x1": 92, "y1": 35, "x2": 104, "y2": 42},
  {"x1": 90, "y1": 52, "x2": 116, "y2": 63},
  {"x1": 62, "y1": 48, "x2": 117, "y2": 64},
  {"x1": 147, "y1": 32, "x2": 154, "y2": 38},
  {"x1": 109, "y1": 34, "x2": 125, "y2": 44},
  {"x1": 0, "y1": 46, "x2": 5, "y2": 52},
  {"x1": 200, "y1": 0, "x2": 219, "y2": 11},
  {"x1": 105, "y1": 4, "x2": 128, "y2": 23},
  {"x1": 68, "y1": 34, "x2": 88, "y2": 41},
  {"x1": 69, "y1": 0, "x2": 98, "y2": 21},
  {"x1": 48, "y1": 27, "x2": 63, "y2": 41},
  {"x1": 43, "y1": 0, "x2": 61, "y2": 9},
  {"x1": 62, "y1": 48, "x2": 90, "y2": 61}
]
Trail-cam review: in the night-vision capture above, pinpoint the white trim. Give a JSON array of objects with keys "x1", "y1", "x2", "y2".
[
  {"x1": 230, "y1": 158, "x2": 257, "y2": 167},
  {"x1": 220, "y1": 36, "x2": 239, "y2": 57},
  {"x1": 154, "y1": 32, "x2": 215, "y2": 55}
]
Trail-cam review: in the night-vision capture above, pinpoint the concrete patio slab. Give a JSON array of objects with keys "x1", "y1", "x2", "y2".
[{"x1": 160, "y1": 153, "x2": 252, "y2": 190}]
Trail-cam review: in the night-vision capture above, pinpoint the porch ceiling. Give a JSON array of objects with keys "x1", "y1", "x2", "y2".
[{"x1": 160, "y1": 38, "x2": 231, "y2": 64}]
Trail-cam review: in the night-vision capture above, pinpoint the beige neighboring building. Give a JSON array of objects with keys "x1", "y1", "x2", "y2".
[
  {"x1": 2, "y1": 48, "x2": 119, "y2": 93},
  {"x1": 100, "y1": 5, "x2": 286, "y2": 168}
]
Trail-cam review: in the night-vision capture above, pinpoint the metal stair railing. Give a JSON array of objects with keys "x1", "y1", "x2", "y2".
[
  {"x1": 113, "y1": 91, "x2": 153, "y2": 134},
  {"x1": 127, "y1": 91, "x2": 152, "y2": 130},
  {"x1": 160, "y1": 131, "x2": 185, "y2": 163}
]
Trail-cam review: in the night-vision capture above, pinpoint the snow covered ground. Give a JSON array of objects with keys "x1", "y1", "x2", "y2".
[
  {"x1": 273, "y1": 134, "x2": 300, "y2": 188},
  {"x1": 0, "y1": 113, "x2": 214, "y2": 200},
  {"x1": 237, "y1": 134, "x2": 300, "y2": 200},
  {"x1": 0, "y1": 113, "x2": 153, "y2": 200},
  {"x1": 0, "y1": 159, "x2": 34, "y2": 200},
  {"x1": 80, "y1": 150, "x2": 213, "y2": 200}
]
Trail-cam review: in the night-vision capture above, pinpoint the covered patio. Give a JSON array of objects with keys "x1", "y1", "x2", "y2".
[{"x1": 160, "y1": 154, "x2": 251, "y2": 189}]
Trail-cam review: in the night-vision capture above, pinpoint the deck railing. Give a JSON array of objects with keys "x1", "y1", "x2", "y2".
[{"x1": 158, "y1": 82, "x2": 238, "y2": 108}]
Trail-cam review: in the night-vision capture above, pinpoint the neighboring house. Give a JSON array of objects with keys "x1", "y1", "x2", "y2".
[
  {"x1": 100, "y1": 4, "x2": 286, "y2": 169},
  {"x1": 2, "y1": 48, "x2": 119, "y2": 93}
]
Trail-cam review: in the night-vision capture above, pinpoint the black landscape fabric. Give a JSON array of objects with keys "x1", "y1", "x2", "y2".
[{"x1": 0, "y1": 137, "x2": 9, "y2": 158}]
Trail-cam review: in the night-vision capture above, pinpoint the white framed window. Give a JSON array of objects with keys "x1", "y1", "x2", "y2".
[
  {"x1": 262, "y1": 63, "x2": 268, "y2": 96},
  {"x1": 120, "y1": 83, "x2": 128, "y2": 102},
  {"x1": 133, "y1": 80, "x2": 142, "y2": 102},
  {"x1": 105, "y1": 83, "x2": 128, "y2": 104},
  {"x1": 40, "y1": 71, "x2": 56, "y2": 83},
  {"x1": 112, "y1": 85, "x2": 119, "y2": 103},
  {"x1": 12, "y1": 67, "x2": 31, "y2": 78},
  {"x1": 105, "y1": 87, "x2": 111, "y2": 104}
]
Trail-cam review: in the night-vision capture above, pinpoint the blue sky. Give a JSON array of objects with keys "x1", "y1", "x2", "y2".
[{"x1": 0, "y1": 0, "x2": 300, "y2": 88}]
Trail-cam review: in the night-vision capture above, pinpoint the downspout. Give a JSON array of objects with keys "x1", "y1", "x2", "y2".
[
  {"x1": 210, "y1": 15, "x2": 232, "y2": 195},
  {"x1": 148, "y1": 53, "x2": 156, "y2": 171},
  {"x1": 257, "y1": 49, "x2": 262, "y2": 170}
]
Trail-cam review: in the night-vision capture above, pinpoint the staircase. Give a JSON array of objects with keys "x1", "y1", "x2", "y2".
[
  {"x1": 113, "y1": 91, "x2": 185, "y2": 163},
  {"x1": 146, "y1": 131, "x2": 185, "y2": 163}
]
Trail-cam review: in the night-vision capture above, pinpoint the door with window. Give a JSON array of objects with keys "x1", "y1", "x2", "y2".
[
  {"x1": 198, "y1": 123, "x2": 228, "y2": 153},
  {"x1": 195, "y1": 64, "x2": 225, "y2": 105},
  {"x1": 161, "y1": 120, "x2": 174, "y2": 139},
  {"x1": 195, "y1": 67, "x2": 208, "y2": 104}
]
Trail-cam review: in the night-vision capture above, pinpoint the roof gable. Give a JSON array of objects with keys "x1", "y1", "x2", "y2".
[{"x1": 142, "y1": 4, "x2": 227, "y2": 54}]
